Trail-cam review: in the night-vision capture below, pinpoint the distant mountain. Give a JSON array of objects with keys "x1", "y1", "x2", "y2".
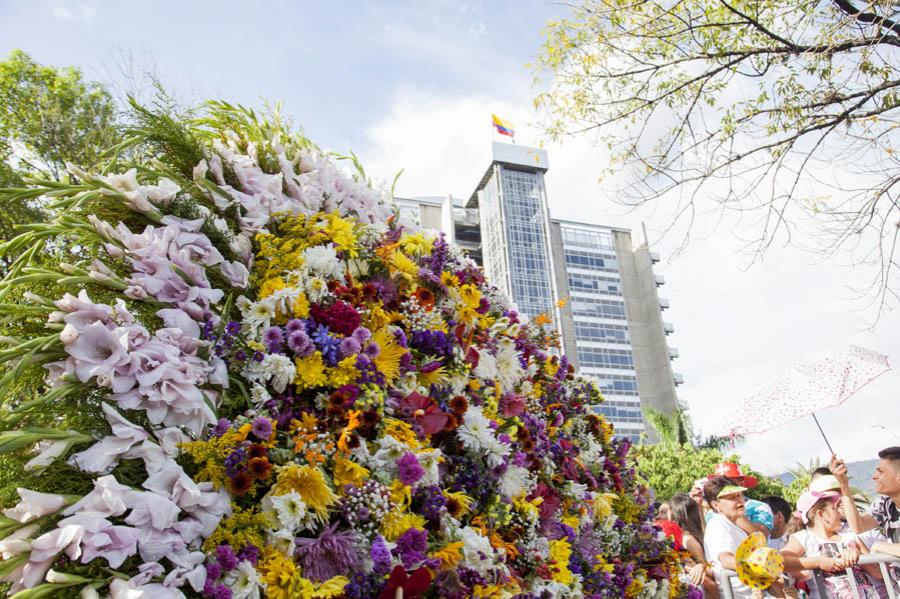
[{"x1": 778, "y1": 459, "x2": 879, "y2": 495}]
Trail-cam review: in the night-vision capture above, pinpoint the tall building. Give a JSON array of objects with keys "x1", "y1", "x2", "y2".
[{"x1": 396, "y1": 142, "x2": 682, "y2": 441}]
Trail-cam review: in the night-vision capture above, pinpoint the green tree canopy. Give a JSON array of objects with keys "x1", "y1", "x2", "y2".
[
  {"x1": 0, "y1": 50, "x2": 118, "y2": 271},
  {"x1": 635, "y1": 409, "x2": 783, "y2": 500},
  {"x1": 535, "y1": 1, "x2": 900, "y2": 319},
  {"x1": 0, "y1": 49, "x2": 117, "y2": 181}
]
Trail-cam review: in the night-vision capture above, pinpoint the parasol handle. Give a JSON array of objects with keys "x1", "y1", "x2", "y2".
[{"x1": 811, "y1": 412, "x2": 835, "y2": 455}]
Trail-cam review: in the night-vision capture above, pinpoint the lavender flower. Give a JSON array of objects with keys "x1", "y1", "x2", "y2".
[
  {"x1": 370, "y1": 535, "x2": 392, "y2": 576},
  {"x1": 394, "y1": 527, "x2": 428, "y2": 568}
]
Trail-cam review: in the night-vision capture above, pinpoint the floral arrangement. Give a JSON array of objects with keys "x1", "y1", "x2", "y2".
[{"x1": 0, "y1": 101, "x2": 692, "y2": 598}]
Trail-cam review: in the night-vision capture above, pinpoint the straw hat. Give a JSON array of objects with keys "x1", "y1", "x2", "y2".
[{"x1": 735, "y1": 531, "x2": 784, "y2": 590}]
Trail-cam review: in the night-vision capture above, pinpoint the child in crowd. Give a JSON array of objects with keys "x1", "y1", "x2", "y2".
[
  {"x1": 780, "y1": 490, "x2": 881, "y2": 598},
  {"x1": 671, "y1": 493, "x2": 720, "y2": 598}
]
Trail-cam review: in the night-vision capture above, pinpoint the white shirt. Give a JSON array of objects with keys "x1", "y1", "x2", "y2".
[
  {"x1": 768, "y1": 535, "x2": 787, "y2": 550},
  {"x1": 790, "y1": 529, "x2": 879, "y2": 599},
  {"x1": 704, "y1": 513, "x2": 752, "y2": 599}
]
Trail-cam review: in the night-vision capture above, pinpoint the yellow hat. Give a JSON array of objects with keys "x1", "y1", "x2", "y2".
[{"x1": 735, "y1": 531, "x2": 783, "y2": 590}]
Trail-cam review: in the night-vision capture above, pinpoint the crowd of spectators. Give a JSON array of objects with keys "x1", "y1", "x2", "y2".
[{"x1": 653, "y1": 447, "x2": 900, "y2": 598}]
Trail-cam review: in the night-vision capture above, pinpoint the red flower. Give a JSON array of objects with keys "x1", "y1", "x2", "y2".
[
  {"x1": 310, "y1": 300, "x2": 360, "y2": 336},
  {"x1": 378, "y1": 566, "x2": 431, "y2": 599},
  {"x1": 399, "y1": 392, "x2": 448, "y2": 435}
]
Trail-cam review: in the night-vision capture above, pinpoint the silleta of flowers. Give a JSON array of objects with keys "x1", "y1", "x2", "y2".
[{"x1": 0, "y1": 102, "x2": 695, "y2": 598}]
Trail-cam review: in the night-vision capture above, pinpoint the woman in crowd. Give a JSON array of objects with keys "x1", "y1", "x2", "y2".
[
  {"x1": 780, "y1": 489, "x2": 881, "y2": 598},
  {"x1": 671, "y1": 493, "x2": 720, "y2": 598}
]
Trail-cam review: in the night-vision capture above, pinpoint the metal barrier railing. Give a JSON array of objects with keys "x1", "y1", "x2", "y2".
[{"x1": 716, "y1": 553, "x2": 899, "y2": 598}]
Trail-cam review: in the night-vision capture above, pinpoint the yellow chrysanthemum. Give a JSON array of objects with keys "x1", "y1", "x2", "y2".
[
  {"x1": 272, "y1": 464, "x2": 338, "y2": 517},
  {"x1": 324, "y1": 213, "x2": 357, "y2": 255},
  {"x1": 291, "y1": 292, "x2": 310, "y2": 318},
  {"x1": 295, "y1": 352, "x2": 328, "y2": 389},
  {"x1": 592, "y1": 492, "x2": 618, "y2": 521},
  {"x1": 549, "y1": 538, "x2": 574, "y2": 584},
  {"x1": 258, "y1": 547, "x2": 301, "y2": 599},
  {"x1": 380, "y1": 512, "x2": 426, "y2": 541},
  {"x1": 430, "y1": 541, "x2": 464, "y2": 569},
  {"x1": 296, "y1": 575, "x2": 350, "y2": 599},
  {"x1": 457, "y1": 306, "x2": 479, "y2": 326},
  {"x1": 459, "y1": 284, "x2": 481, "y2": 309},
  {"x1": 259, "y1": 276, "x2": 287, "y2": 299},
  {"x1": 390, "y1": 250, "x2": 419, "y2": 279},
  {"x1": 332, "y1": 455, "x2": 369, "y2": 490},
  {"x1": 389, "y1": 480, "x2": 412, "y2": 508},
  {"x1": 382, "y1": 418, "x2": 419, "y2": 449},
  {"x1": 561, "y1": 513, "x2": 581, "y2": 530},
  {"x1": 328, "y1": 355, "x2": 359, "y2": 387},
  {"x1": 371, "y1": 328, "x2": 406, "y2": 382},
  {"x1": 400, "y1": 233, "x2": 432, "y2": 256}
]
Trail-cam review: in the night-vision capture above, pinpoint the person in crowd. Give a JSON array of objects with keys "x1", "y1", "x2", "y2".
[
  {"x1": 762, "y1": 496, "x2": 793, "y2": 550},
  {"x1": 703, "y1": 476, "x2": 790, "y2": 598},
  {"x1": 831, "y1": 447, "x2": 900, "y2": 592},
  {"x1": 810, "y1": 466, "x2": 834, "y2": 481},
  {"x1": 659, "y1": 501, "x2": 673, "y2": 521},
  {"x1": 780, "y1": 489, "x2": 881, "y2": 598},
  {"x1": 671, "y1": 493, "x2": 720, "y2": 598},
  {"x1": 709, "y1": 462, "x2": 775, "y2": 538}
]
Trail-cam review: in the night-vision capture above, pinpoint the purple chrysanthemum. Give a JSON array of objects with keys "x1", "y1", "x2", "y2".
[
  {"x1": 396, "y1": 452, "x2": 425, "y2": 486},
  {"x1": 394, "y1": 527, "x2": 428, "y2": 568},
  {"x1": 339, "y1": 336, "x2": 361, "y2": 357},
  {"x1": 251, "y1": 416, "x2": 273, "y2": 440},
  {"x1": 285, "y1": 318, "x2": 306, "y2": 333},
  {"x1": 287, "y1": 330, "x2": 314, "y2": 356},
  {"x1": 295, "y1": 523, "x2": 361, "y2": 582}
]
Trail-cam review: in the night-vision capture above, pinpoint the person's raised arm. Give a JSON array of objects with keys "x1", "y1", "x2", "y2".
[{"x1": 830, "y1": 455, "x2": 877, "y2": 533}]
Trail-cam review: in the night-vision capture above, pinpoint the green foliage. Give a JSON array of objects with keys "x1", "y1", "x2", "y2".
[{"x1": 637, "y1": 409, "x2": 784, "y2": 500}]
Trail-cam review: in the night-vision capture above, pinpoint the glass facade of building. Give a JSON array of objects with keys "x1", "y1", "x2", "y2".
[
  {"x1": 479, "y1": 166, "x2": 556, "y2": 321},
  {"x1": 559, "y1": 223, "x2": 645, "y2": 441}
]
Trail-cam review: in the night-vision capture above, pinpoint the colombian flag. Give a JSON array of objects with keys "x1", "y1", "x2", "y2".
[{"x1": 492, "y1": 114, "x2": 515, "y2": 138}]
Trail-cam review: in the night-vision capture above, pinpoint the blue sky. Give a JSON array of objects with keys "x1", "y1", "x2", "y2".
[
  {"x1": 2, "y1": 0, "x2": 899, "y2": 478},
  {"x1": 0, "y1": 1, "x2": 555, "y2": 151}
]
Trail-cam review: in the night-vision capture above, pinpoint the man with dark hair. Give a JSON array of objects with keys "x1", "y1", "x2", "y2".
[
  {"x1": 762, "y1": 496, "x2": 792, "y2": 550},
  {"x1": 831, "y1": 447, "x2": 900, "y2": 590}
]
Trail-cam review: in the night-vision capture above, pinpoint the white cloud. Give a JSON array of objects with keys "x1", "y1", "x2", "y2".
[
  {"x1": 361, "y1": 87, "x2": 900, "y2": 476},
  {"x1": 48, "y1": 0, "x2": 96, "y2": 23}
]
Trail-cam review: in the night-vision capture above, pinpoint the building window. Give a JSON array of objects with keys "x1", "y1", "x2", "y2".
[{"x1": 576, "y1": 347, "x2": 635, "y2": 370}]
